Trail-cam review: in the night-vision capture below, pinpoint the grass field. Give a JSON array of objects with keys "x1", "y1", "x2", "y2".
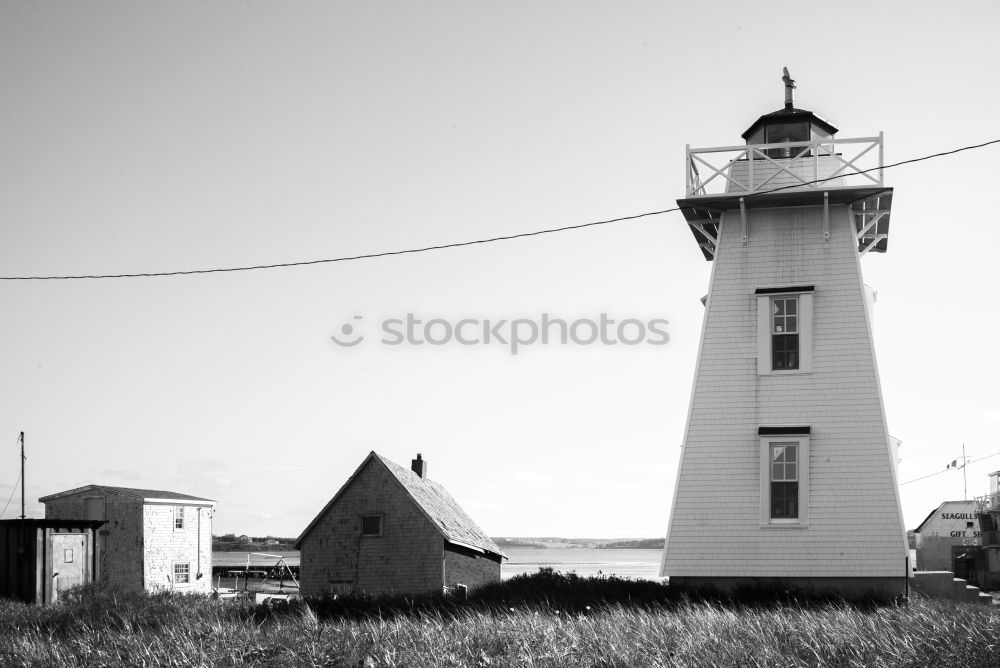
[{"x1": 1, "y1": 571, "x2": 998, "y2": 667}]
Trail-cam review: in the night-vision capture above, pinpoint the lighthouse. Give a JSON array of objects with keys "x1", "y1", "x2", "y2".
[{"x1": 661, "y1": 71, "x2": 908, "y2": 598}]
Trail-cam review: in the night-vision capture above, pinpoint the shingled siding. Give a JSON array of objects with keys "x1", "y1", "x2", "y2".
[
  {"x1": 44, "y1": 493, "x2": 145, "y2": 591},
  {"x1": 143, "y1": 504, "x2": 213, "y2": 594},
  {"x1": 662, "y1": 205, "x2": 908, "y2": 587},
  {"x1": 444, "y1": 546, "x2": 501, "y2": 590},
  {"x1": 299, "y1": 459, "x2": 444, "y2": 596}
]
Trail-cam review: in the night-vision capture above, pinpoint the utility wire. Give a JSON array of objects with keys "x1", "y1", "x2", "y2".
[
  {"x1": 0, "y1": 471, "x2": 20, "y2": 518},
  {"x1": 3, "y1": 138, "x2": 998, "y2": 281},
  {"x1": 0, "y1": 435, "x2": 22, "y2": 518},
  {"x1": 702, "y1": 137, "x2": 1000, "y2": 204},
  {"x1": 900, "y1": 450, "x2": 1000, "y2": 486},
  {"x1": 0, "y1": 208, "x2": 677, "y2": 281}
]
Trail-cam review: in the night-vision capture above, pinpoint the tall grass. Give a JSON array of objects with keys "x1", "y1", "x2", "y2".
[{"x1": 0, "y1": 572, "x2": 997, "y2": 667}]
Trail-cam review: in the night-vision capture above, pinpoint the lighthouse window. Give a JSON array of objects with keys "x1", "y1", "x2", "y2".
[
  {"x1": 764, "y1": 121, "x2": 810, "y2": 159},
  {"x1": 756, "y1": 288, "x2": 812, "y2": 375},
  {"x1": 772, "y1": 297, "x2": 799, "y2": 370},
  {"x1": 760, "y1": 433, "x2": 809, "y2": 526},
  {"x1": 770, "y1": 443, "x2": 799, "y2": 519}
]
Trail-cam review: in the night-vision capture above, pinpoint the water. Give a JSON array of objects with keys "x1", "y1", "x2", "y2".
[
  {"x1": 213, "y1": 551, "x2": 300, "y2": 569},
  {"x1": 211, "y1": 547, "x2": 664, "y2": 580},
  {"x1": 502, "y1": 547, "x2": 662, "y2": 580}
]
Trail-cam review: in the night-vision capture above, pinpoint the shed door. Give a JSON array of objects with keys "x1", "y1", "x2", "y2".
[{"x1": 51, "y1": 534, "x2": 87, "y2": 604}]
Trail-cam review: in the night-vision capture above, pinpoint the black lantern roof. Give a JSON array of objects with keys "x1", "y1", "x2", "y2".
[{"x1": 741, "y1": 106, "x2": 838, "y2": 141}]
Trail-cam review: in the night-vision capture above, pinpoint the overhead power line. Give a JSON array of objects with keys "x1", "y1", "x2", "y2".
[
  {"x1": 3, "y1": 138, "x2": 999, "y2": 282},
  {"x1": 0, "y1": 208, "x2": 677, "y2": 281},
  {"x1": 900, "y1": 450, "x2": 1000, "y2": 486},
  {"x1": 0, "y1": 434, "x2": 23, "y2": 519},
  {"x1": 0, "y1": 471, "x2": 19, "y2": 519}
]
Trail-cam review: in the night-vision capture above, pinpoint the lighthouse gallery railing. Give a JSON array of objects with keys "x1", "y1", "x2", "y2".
[{"x1": 686, "y1": 135, "x2": 884, "y2": 198}]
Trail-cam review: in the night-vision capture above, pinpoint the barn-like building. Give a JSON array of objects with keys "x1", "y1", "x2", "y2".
[
  {"x1": 296, "y1": 452, "x2": 505, "y2": 596},
  {"x1": 41, "y1": 485, "x2": 215, "y2": 593}
]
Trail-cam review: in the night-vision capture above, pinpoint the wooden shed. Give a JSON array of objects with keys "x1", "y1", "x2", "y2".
[
  {"x1": 0, "y1": 519, "x2": 104, "y2": 604},
  {"x1": 296, "y1": 452, "x2": 506, "y2": 597}
]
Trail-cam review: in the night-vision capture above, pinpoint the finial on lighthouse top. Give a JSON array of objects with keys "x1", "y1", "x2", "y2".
[
  {"x1": 741, "y1": 69, "x2": 836, "y2": 142},
  {"x1": 782, "y1": 67, "x2": 796, "y2": 110}
]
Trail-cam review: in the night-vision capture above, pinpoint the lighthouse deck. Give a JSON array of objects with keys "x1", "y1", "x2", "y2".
[
  {"x1": 685, "y1": 135, "x2": 885, "y2": 198},
  {"x1": 679, "y1": 135, "x2": 892, "y2": 261}
]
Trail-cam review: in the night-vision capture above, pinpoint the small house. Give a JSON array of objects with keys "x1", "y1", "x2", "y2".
[
  {"x1": 0, "y1": 518, "x2": 104, "y2": 604},
  {"x1": 40, "y1": 485, "x2": 215, "y2": 593},
  {"x1": 296, "y1": 452, "x2": 505, "y2": 596}
]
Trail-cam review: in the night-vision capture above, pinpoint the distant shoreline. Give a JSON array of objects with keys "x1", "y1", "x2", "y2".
[{"x1": 493, "y1": 537, "x2": 665, "y2": 550}]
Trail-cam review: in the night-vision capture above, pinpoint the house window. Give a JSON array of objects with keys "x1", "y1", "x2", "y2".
[
  {"x1": 757, "y1": 287, "x2": 813, "y2": 374},
  {"x1": 84, "y1": 497, "x2": 105, "y2": 521},
  {"x1": 760, "y1": 430, "x2": 809, "y2": 526},
  {"x1": 361, "y1": 515, "x2": 382, "y2": 536},
  {"x1": 174, "y1": 563, "x2": 191, "y2": 585},
  {"x1": 173, "y1": 506, "x2": 185, "y2": 530}
]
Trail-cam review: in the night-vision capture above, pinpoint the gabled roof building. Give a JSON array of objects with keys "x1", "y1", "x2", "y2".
[
  {"x1": 296, "y1": 452, "x2": 505, "y2": 596},
  {"x1": 40, "y1": 484, "x2": 215, "y2": 593}
]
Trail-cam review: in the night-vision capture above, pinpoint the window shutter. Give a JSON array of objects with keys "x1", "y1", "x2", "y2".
[
  {"x1": 799, "y1": 292, "x2": 813, "y2": 373},
  {"x1": 757, "y1": 294, "x2": 771, "y2": 374}
]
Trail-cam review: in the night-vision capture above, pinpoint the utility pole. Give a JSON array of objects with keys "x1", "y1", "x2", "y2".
[
  {"x1": 19, "y1": 431, "x2": 25, "y2": 519},
  {"x1": 963, "y1": 443, "x2": 968, "y2": 501}
]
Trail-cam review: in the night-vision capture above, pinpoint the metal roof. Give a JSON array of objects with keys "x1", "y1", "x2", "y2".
[
  {"x1": 39, "y1": 484, "x2": 215, "y2": 504},
  {"x1": 742, "y1": 106, "x2": 839, "y2": 140},
  {"x1": 295, "y1": 451, "x2": 506, "y2": 559}
]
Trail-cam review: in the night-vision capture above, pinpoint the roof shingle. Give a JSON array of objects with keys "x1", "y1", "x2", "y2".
[
  {"x1": 372, "y1": 453, "x2": 504, "y2": 558},
  {"x1": 296, "y1": 452, "x2": 505, "y2": 559}
]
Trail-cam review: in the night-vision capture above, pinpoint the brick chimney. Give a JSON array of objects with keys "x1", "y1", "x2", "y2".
[{"x1": 411, "y1": 453, "x2": 427, "y2": 478}]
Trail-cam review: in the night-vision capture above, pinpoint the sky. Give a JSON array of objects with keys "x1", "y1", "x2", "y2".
[{"x1": 1, "y1": 1, "x2": 999, "y2": 539}]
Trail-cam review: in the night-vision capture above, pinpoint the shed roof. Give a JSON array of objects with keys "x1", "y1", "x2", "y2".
[
  {"x1": 295, "y1": 452, "x2": 505, "y2": 559},
  {"x1": 39, "y1": 484, "x2": 215, "y2": 505},
  {"x1": 0, "y1": 518, "x2": 106, "y2": 530}
]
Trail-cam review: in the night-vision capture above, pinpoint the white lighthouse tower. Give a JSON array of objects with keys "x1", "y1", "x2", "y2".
[{"x1": 661, "y1": 71, "x2": 908, "y2": 598}]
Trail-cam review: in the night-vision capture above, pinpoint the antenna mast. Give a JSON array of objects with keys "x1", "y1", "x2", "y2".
[
  {"x1": 963, "y1": 442, "x2": 968, "y2": 501},
  {"x1": 19, "y1": 432, "x2": 25, "y2": 519}
]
